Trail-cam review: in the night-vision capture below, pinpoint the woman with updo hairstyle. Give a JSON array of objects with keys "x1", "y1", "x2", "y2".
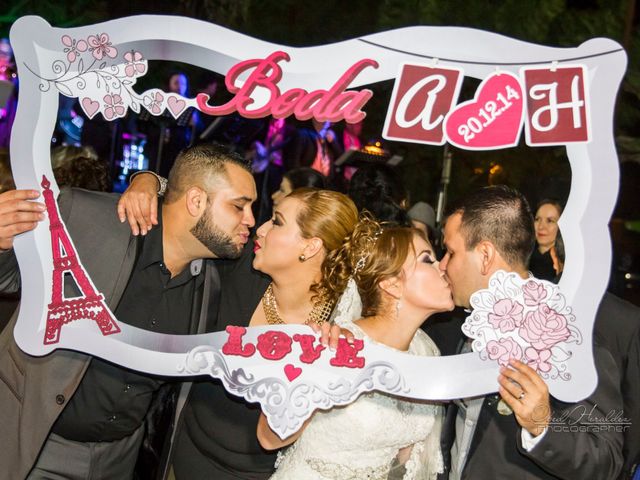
[{"x1": 259, "y1": 215, "x2": 454, "y2": 480}]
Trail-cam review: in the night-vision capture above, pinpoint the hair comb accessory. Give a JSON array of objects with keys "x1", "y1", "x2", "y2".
[{"x1": 353, "y1": 226, "x2": 383, "y2": 274}]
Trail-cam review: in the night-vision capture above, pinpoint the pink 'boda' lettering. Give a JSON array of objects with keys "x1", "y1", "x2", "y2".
[{"x1": 196, "y1": 51, "x2": 378, "y2": 124}]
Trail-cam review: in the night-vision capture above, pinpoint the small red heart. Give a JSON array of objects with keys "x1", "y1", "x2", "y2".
[{"x1": 284, "y1": 364, "x2": 302, "y2": 382}]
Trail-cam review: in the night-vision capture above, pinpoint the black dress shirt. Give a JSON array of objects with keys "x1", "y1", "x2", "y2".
[
  {"x1": 172, "y1": 242, "x2": 275, "y2": 480},
  {"x1": 52, "y1": 213, "x2": 204, "y2": 442}
]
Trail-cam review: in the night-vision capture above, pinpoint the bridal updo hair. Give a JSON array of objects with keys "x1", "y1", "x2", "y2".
[
  {"x1": 319, "y1": 214, "x2": 424, "y2": 316},
  {"x1": 286, "y1": 188, "x2": 359, "y2": 303}
]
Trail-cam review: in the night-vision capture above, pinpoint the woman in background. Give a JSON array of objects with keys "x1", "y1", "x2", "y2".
[
  {"x1": 271, "y1": 167, "x2": 326, "y2": 209},
  {"x1": 529, "y1": 199, "x2": 564, "y2": 282}
]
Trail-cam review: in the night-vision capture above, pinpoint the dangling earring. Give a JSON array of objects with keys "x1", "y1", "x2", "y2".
[
  {"x1": 395, "y1": 299, "x2": 402, "y2": 319},
  {"x1": 299, "y1": 254, "x2": 306, "y2": 262}
]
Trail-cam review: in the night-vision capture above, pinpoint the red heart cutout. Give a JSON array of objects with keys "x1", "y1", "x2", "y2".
[
  {"x1": 444, "y1": 71, "x2": 524, "y2": 150},
  {"x1": 284, "y1": 364, "x2": 302, "y2": 382}
]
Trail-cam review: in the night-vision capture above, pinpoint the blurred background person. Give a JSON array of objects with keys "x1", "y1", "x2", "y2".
[
  {"x1": 408, "y1": 201, "x2": 439, "y2": 251},
  {"x1": 51, "y1": 145, "x2": 111, "y2": 192},
  {"x1": 137, "y1": 71, "x2": 201, "y2": 177},
  {"x1": 287, "y1": 119, "x2": 343, "y2": 182},
  {"x1": 270, "y1": 167, "x2": 327, "y2": 210},
  {"x1": 529, "y1": 199, "x2": 565, "y2": 282},
  {"x1": 347, "y1": 163, "x2": 410, "y2": 226}
]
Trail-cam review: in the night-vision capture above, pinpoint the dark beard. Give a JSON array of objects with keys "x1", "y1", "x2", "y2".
[{"x1": 190, "y1": 212, "x2": 242, "y2": 259}]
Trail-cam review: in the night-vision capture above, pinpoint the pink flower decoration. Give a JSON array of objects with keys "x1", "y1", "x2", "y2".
[
  {"x1": 486, "y1": 338, "x2": 523, "y2": 367},
  {"x1": 525, "y1": 347, "x2": 552, "y2": 373},
  {"x1": 523, "y1": 280, "x2": 548, "y2": 306},
  {"x1": 61, "y1": 35, "x2": 87, "y2": 63},
  {"x1": 103, "y1": 94, "x2": 125, "y2": 120},
  {"x1": 144, "y1": 92, "x2": 164, "y2": 114},
  {"x1": 87, "y1": 33, "x2": 117, "y2": 60},
  {"x1": 519, "y1": 303, "x2": 570, "y2": 350},
  {"x1": 124, "y1": 51, "x2": 146, "y2": 77},
  {"x1": 488, "y1": 299, "x2": 524, "y2": 333}
]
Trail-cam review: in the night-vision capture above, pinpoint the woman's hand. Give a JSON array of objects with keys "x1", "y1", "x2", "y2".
[
  {"x1": 257, "y1": 412, "x2": 311, "y2": 451},
  {"x1": 117, "y1": 173, "x2": 160, "y2": 235}
]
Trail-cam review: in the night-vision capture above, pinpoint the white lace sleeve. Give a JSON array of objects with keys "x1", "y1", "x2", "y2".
[{"x1": 329, "y1": 277, "x2": 363, "y2": 327}]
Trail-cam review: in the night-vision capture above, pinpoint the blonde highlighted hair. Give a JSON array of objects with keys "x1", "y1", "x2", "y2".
[{"x1": 286, "y1": 188, "x2": 359, "y2": 304}]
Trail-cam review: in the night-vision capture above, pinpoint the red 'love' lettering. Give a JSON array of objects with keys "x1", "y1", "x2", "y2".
[
  {"x1": 222, "y1": 325, "x2": 256, "y2": 357},
  {"x1": 221, "y1": 328, "x2": 365, "y2": 369},
  {"x1": 330, "y1": 338, "x2": 365, "y2": 368},
  {"x1": 196, "y1": 51, "x2": 378, "y2": 124},
  {"x1": 257, "y1": 331, "x2": 293, "y2": 360},
  {"x1": 293, "y1": 333, "x2": 326, "y2": 364}
]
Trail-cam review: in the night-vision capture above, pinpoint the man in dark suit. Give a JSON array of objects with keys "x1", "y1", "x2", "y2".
[
  {"x1": 0, "y1": 144, "x2": 256, "y2": 479},
  {"x1": 438, "y1": 185, "x2": 625, "y2": 479}
]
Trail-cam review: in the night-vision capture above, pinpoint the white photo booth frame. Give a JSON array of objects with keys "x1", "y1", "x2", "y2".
[{"x1": 8, "y1": 15, "x2": 626, "y2": 437}]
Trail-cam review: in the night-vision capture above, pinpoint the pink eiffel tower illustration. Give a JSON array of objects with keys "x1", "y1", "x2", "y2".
[{"x1": 41, "y1": 175, "x2": 120, "y2": 345}]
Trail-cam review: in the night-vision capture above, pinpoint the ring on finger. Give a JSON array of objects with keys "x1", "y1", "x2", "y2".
[{"x1": 518, "y1": 391, "x2": 525, "y2": 400}]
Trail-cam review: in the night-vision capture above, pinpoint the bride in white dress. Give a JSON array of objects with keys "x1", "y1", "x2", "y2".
[{"x1": 257, "y1": 219, "x2": 454, "y2": 479}]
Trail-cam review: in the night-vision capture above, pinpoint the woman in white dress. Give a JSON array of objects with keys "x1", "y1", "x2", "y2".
[{"x1": 257, "y1": 218, "x2": 454, "y2": 479}]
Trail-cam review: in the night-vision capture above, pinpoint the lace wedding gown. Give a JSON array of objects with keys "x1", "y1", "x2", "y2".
[{"x1": 270, "y1": 320, "x2": 444, "y2": 480}]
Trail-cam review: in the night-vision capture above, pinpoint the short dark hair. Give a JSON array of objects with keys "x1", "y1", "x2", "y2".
[
  {"x1": 285, "y1": 167, "x2": 327, "y2": 190},
  {"x1": 165, "y1": 143, "x2": 250, "y2": 203},
  {"x1": 445, "y1": 185, "x2": 535, "y2": 268}
]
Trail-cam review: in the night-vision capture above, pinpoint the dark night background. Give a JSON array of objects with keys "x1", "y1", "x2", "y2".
[{"x1": 1, "y1": 0, "x2": 639, "y2": 304}]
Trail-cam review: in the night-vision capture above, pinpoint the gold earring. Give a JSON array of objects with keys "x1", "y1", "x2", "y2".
[{"x1": 299, "y1": 254, "x2": 306, "y2": 262}]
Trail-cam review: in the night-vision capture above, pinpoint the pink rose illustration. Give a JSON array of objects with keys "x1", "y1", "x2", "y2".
[
  {"x1": 519, "y1": 303, "x2": 570, "y2": 350},
  {"x1": 486, "y1": 338, "x2": 523, "y2": 367},
  {"x1": 523, "y1": 280, "x2": 548, "y2": 306},
  {"x1": 525, "y1": 347, "x2": 552, "y2": 373},
  {"x1": 488, "y1": 299, "x2": 524, "y2": 333},
  {"x1": 124, "y1": 51, "x2": 146, "y2": 77},
  {"x1": 88, "y1": 33, "x2": 117, "y2": 60},
  {"x1": 103, "y1": 94, "x2": 125, "y2": 120},
  {"x1": 61, "y1": 35, "x2": 87, "y2": 63}
]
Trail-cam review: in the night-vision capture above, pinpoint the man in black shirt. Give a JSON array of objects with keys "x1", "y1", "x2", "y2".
[{"x1": 0, "y1": 143, "x2": 257, "y2": 479}]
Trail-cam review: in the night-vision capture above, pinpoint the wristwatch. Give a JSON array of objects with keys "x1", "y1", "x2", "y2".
[{"x1": 129, "y1": 170, "x2": 167, "y2": 196}]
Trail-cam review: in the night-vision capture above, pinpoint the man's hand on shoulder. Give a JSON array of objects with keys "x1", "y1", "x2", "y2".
[{"x1": 0, "y1": 189, "x2": 46, "y2": 251}]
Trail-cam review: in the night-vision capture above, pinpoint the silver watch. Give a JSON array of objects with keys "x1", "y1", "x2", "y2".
[{"x1": 130, "y1": 170, "x2": 167, "y2": 196}]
